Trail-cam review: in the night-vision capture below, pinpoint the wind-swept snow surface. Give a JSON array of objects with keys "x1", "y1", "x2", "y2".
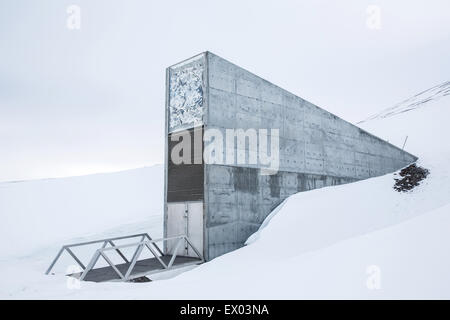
[
  {"x1": 1, "y1": 85, "x2": 449, "y2": 299},
  {"x1": 359, "y1": 81, "x2": 450, "y2": 123},
  {"x1": 0, "y1": 165, "x2": 163, "y2": 258}
]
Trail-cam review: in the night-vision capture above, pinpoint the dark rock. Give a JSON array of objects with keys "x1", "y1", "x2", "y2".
[
  {"x1": 393, "y1": 163, "x2": 429, "y2": 192},
  {"x1": 128, "y1": 276, "x2": 152, "y2": 283}
]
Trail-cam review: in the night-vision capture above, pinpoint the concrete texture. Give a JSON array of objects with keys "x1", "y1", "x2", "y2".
[{"x1": 165, "y1": 52, "x2": 417, "y2": 261}]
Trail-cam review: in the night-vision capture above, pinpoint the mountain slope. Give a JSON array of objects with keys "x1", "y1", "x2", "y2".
[{"x1": 358, "y1": 81, "x2": 450, "y2": 123}]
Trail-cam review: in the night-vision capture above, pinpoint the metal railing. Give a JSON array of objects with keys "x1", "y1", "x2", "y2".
[{"x1": 46, "y1": 233, "x2": 204, "y2": 282}]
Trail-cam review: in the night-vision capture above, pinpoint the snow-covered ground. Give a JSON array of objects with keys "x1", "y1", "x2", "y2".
[
  {"x1": 359, "y1": 81, "x2": 450, "y2": 124},
  {"x1": 0, "y1": 165, "x2": 164, "y2": 258},
  {"x1": 1, "y1": 83, "x2": 449, "y2": 299}
]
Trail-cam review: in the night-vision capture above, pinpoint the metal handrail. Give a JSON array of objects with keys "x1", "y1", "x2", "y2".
[
  {"x1": 45, "y1": 233, "x2": 162, "y2": 275},
  {"x1": 99, "y1": 235, "x2": 189, "y2": 251},
  {"x1": 63, "y1": 233, "x2": 151, "y2": 248},
  {"x1": 46, "y1": 233, "x2": 204, "y2": 282}
]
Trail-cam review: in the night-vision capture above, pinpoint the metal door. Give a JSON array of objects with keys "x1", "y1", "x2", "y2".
[{"x1": 167, "y1": 201, "x2": 203, "y2": 257}]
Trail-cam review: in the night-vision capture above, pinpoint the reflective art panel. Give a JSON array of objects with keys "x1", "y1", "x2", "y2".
[{"x1": 169, "y1": 56, "x2": 204, "y2": 132}]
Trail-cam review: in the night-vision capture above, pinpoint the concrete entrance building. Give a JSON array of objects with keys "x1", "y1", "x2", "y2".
[{"x1": 164, "y1": 52, "x2": 417, "y2": 261}]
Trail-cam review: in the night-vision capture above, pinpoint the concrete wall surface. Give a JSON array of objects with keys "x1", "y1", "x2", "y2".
[{"x1": 203, "y1": 52, "x2": 417, "y2": 260}]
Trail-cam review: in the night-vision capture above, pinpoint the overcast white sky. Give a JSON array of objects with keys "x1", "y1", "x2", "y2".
[{"x1": 0, "y1": 0, "x2": 449, "y2": 182}]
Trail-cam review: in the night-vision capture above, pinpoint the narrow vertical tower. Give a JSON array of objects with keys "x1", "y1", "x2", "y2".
[{"x1": 164, "y1": 53, "x2": 207, "y2": 259}]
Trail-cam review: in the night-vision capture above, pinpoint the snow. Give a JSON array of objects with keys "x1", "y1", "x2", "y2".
[
  {"x1": 0, "y1": 165, "x2": 163, "y2": 258},
  {"x1": 359, "y1": 81, "x2": 450, "y2": 123},
  {"x1": 1, "y1": 85, "x2": 449, "y2": 299}
]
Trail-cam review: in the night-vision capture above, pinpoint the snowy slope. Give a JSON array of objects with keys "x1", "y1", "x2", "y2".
[
  {"x1": 0, "y1": 165, "x2": 163, "y2": 258},
  {"x1": 31, "y1": 203, "x2": 450, "y2": 300},
  {"x1": 358, "y1": 81, "x2": 450, "y2": 124},
  {"x1": 1, "y1": 84, "x2": 449, "y2": 299}
]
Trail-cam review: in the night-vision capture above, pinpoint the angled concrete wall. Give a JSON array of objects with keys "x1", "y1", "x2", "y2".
[
  {"x1": 203, "y1": 52, "x2": 417, "y2": 260},
  {"x1": 164, "y1": 52, "x2": 417, "y2": 261}
]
